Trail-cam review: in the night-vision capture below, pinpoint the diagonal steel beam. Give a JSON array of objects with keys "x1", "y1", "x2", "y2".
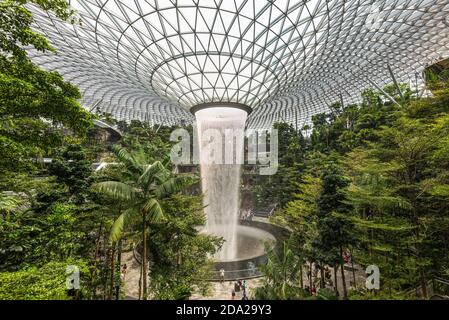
[
  {"x1": 367, "y1": 78, "x2": 402, "y2": 107},
  {"x1": 387, "y1": 64, "x2": 405, "y2": 101}
]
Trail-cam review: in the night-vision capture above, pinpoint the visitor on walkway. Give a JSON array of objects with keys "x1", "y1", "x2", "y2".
[
  {"x1": 324, "y1": 266, "x2": 332, "y2": 285},
  {"x1": 220, "y1": 268, "x2": 225, "y2": 282},
  {"x1": 121, "y1": 264, "x2": 127, "y2": 281},
  {"x1": 231, "y1": 290, "x2": 236, "y2": 300},
  {"x1": 242, "y1": 280, "x2": 247, "y2": 294},
  {"x1": 343, "y1": 250, "x2": 350, "y2": 264},
  {"x1": 242, "y1": 291, "x2": 249, "y2": 300}
]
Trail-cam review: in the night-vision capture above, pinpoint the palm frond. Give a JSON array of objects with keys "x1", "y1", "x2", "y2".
[
  {"x1": 0, "y1": 194, "x2": 23, "y2": 214},
  {"x1": 109, "y1": 211, "x2": 127, "y2": 243},
  {"x1": 112, "y1": 145, "x2": 144, "y2": 174},
  {"x1": 138, "y1": 161, "x2": 166, "y2": 186},
  {"x1": 155, "y1": 176, "x2": 193, "y2": 199},
  {"x1": 142, "y1": 198, "x2": 165, "y2": 223},
  {"x1": 93, "y1": 181, "x2": 137, "y2": 201}
]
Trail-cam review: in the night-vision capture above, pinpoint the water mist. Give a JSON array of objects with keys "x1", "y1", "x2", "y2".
[{"x1": 194, "y1": 105, "x2": 248, "y2": 261}]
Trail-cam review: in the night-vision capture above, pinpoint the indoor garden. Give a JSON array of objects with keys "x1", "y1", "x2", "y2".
[{"x1": 1, "y1": 0, "x2": 449, "y2": 302}]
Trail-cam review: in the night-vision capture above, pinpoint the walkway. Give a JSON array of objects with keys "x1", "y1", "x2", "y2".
[{"x1": 190, "y1": 279, "x2": 263, "y2": 300}]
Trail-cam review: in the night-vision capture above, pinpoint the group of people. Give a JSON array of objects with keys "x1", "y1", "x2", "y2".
[
  {"x1": 240, "y1": 209, "x2": 254, "y2": 223},
  {"x1": 305, "y1": 263, "x2": 334, "y2": 295},
  {"x1": 231, "y1": 280, "x2": 249, "y2": 300},
  {"x1": 219, "y1": 268, "x2": 250, "y2": 300}
]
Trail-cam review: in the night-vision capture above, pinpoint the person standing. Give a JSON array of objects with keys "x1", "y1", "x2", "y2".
[
  {"x1": 237, "y1": 280, "x2": 242, "y2": 292},
  {"x1": 220, "y1": 268, "x2": 225, "y2": 282},
  {"x1": 121, "y1": 264, "x2": 127, "y2": 281},
  {"x1": 231, "y1": 290, "x2": 236, "y2": 300}
]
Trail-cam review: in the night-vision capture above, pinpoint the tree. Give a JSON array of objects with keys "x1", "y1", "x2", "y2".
[
  {"x1": 0, "y1": 0, "x2": 92, "y2": 174},
  {"x1": 276, "y1": 175, "x2": 322, "y2": 291},
  {"x1": 149, "y1": 194, "x2": 221, "y2": 300},
  {"x1": 255, "y1": 122, "x2": 305, "y2": 209},
  {"x1": 315, "y1": 164, "x2": 353, "y2": 299},
  {"x1": 343, "y1": 113, "x2": 449, "y2": 298},
  {"x1": 48, "y1": 144, "x2": 94, "y2": 204},
  {"x1": 254, "y1": 239, "x2": 304, "y2": 300},
  {"x1": 93, "y1": 145, "x2": 191, "y2": 299},
  {"x1": 0, "y1": 260, "x2": 90, "y2": 300},
  {"x1": 0, "y1": 202, "x2": 87, "y2": 271}
]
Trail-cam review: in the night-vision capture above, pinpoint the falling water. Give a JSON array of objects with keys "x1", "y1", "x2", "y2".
[{"x1": 195, "y1": 106, "x2": 248, "y2": 261}]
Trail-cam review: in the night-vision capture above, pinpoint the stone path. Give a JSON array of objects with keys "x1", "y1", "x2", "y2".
[
  {"x1": 122, "y1": 251, "x2": 141, "y2": 299},
  {"x1": 190, "y1": 279, "x2": 263, "y2": 300}
]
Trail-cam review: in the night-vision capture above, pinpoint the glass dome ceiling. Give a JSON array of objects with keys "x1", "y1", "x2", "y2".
[{"x1": 28, "y1": 0, "x2": 449, "y2": 128}]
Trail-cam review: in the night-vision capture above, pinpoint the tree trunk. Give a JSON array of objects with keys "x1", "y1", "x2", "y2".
[
  {"x1": 91, "y1": 219, "x2": 104, "y2": 299},
  {"x1": 109, "y1": 245, "x2": 116, "y2": 300},
  {"x1": 340, "y1": 247, "x2": 348, "y2": 300},
  {"x1": 299, "y1": 263, "x2": 304, "y2": 289},
  {"x1": 116, "y1": 239, "x2": 122, "y2": 300},
  {"x1": 351, "y1": 258, "x2": 357, "y2": 289},
  {"x1": 334, "y1": 265, "x2": 339, "y2": 296},
  {"x1": 320, "y1": 265, "x2": 325, "y2": 289},
  {"x1": 420, "y1": 270, "x2": 428, "y2": 299},
  {"x1": 309, "y1": 262, "x2": 314, "y2": 294},
  {"x1": 138, "y1": 261, "x2": 142, "y2": 300},
  {"x1": 102, "y1": 234, "x2": 109, "y2": 300},
  {"x1": 142, "y1": 212, "x2": 148, "y2": 300}
]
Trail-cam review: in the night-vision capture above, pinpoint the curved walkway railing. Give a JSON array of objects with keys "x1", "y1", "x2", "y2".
[
  {"x1": 209, "y1": 268, "x2": 263, "y2": 281},
  {"x1": 130, "y1": 219, "x2": 290, "y2": 282},
  {"x1": 93, "y1": 119, "x2": 123, "y2": 137},
  {"x1": 405, "y1": 277, "x2": 449, "y2": 299}
]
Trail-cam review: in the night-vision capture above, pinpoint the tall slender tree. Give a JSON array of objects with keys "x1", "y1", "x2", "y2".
[{"x1": 93, "y1": 145, "x2": 191, "y2": 299}]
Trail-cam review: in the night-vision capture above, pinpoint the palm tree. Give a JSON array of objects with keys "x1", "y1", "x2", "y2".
[
  {"x1": 255, "y1": 238, "x2": 302, "y2": 299},
  {"x1": 93, "y1": 145, "x2": 190, "y2": 299}
]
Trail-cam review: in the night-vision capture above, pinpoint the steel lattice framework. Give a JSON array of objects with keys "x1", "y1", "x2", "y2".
[{"x1": 28, "y1": 0, "x2": 449, "y2": 128}]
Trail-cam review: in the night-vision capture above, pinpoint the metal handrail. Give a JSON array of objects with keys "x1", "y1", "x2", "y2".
[
  {"x1": 208, "y1": 268, "x2": 263, "y2": 282},
  {"x1": 405, "y1": 277, "x2": 449, "y2": 298}
]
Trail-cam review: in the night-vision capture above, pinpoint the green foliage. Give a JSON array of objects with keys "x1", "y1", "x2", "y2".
[
  {"x1": 254, "y1": 122, "x2": 305, "y2": 208},
  {"x1": 314, "y1": 164, "x2": 353, "y2": 268},
  {"x1": 273, "y1": 70, "x2": 449, "y2": 299},
  {"x1": 348, "y1": 287, "x2": 409, "y2": 300},
  {"x1": 276, "y1": 175, "x2": 321, "y2": 264},
  {"x1": 0, "y1": 202, "x2": 86, "y2": 270},
  {"x1": 93, "y1": 143, "x2": 198, "y2": 299},
  {"x1": 48, "y1": 144, "x2": 94, "y2": 204},
  {"x1": 149, "y1": 194, "x2": 221, "y2": 300},
  {"x1": 316, "y1": 288, "x2": 338, "y2": 300},
  {"x1": 254, "y1": 239, "x2": 305, "y2": 300},
  {"x1": 0, "y1": 0, "x2": 92, "y2": 174},
  {"x1": 0, "y1": 260, "x2": 89, "y2": 300},
  {"x1": 93, "y1": 145, "x2": 193, "y2": 243}
]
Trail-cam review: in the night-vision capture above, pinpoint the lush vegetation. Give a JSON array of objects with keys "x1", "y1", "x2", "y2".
[
  {"x1": 1, "y1": 0, "x2": 448, "y2": 301},
  {"x1": 255, "y1": 67, "x2": 449, "y2": 300},
  {"x1": 0, "y1": 1, "x2": 220, "y2": 300}
]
